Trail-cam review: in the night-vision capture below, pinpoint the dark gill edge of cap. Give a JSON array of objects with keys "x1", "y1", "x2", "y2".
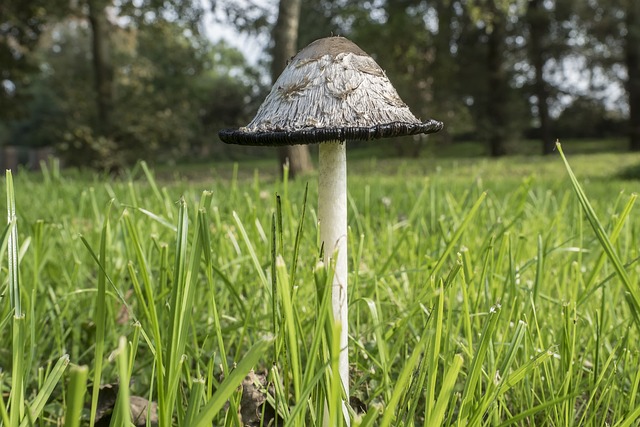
[{"x1": 219, "y1": 120, "x2": 444, "y2": 146}]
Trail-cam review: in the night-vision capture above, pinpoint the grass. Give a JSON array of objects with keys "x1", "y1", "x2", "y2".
[{"x1": 0, "y1": 144, "x2": 639, "y2": 426}]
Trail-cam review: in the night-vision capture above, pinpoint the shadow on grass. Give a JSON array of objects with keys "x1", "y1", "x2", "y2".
[{"x1": 616, "y1": 162, "x2": 640, "y2": 181}]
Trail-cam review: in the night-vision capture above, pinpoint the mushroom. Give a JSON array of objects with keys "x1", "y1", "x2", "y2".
[{"x1": 219, "y1": 36, "x2": 443, "y2": 420}]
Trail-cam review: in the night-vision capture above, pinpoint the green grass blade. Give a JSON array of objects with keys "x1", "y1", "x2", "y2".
[
  {"x1": 498, "y1": 349, "x2": 554, "y2": 395},
  {"x1": 285, "y1": 362, "x2": 329, "y2": 425},
  {"x1": 89, "y1": 200, "x2": 113, "y2": 427},
  {"x1": 289, "y1": 182, "x2": 308, "y2": 288},
  {"x1": 468, "y1": 320, "x2": 528, "y2": 425},
  {"x1": 164, "y1": 196, "x2": 190, "y2": 423},
  {"x1": 139, "y1": 161, "x2": 167, "y2": 213},
  {"x1": 0, "y1": 223, "x2": 11, "y2": 277},
  {"x1": 164, "y1": 193, "x2": 210, "y2": 424},
  {"x1": 192, "y1": 339, "x2": 271, "y2": 426},
  {"x1": 358, "y1": 297, "x2": 390, "y2": 400},
  {"x1": 379, "y1": 296, "x2": 439, "y2": 427},
  {"x1": 457, "y1": 304, "x2": 502, "y2": 425},
  {"x1": 6, "y1": 170, "x2": 21, "y2": 317},
  {"x1": 10, "y1": 315, "x2": 25, "y2": 427},
  {"x1": 358, "y1": 405, "x2": 381, "y2": 427},
  {"x1": 629, "y1": 355, "x2": 640, "y2": 411},
  {"x1": 110, "y1": 337, "x2": 131, "y2": 426},
  {"x1": 557, "y1": 143, "x2": 640, "y2": 326},
  {"x1": 579, "y1": 193, "x2": 637, "y2": 305},
  {"x1": 430, "y1": 192, "x2": 487, "y2": 280},
  {"x1": 6, "y1": 170, "x2": 25, "y2": 427},
  {"x1": 184, "y1": 378, "x2": 205, "y2": 425},
  {"x1": 425, "y1": 285, "x2": 445, "y2": 422},
  {"x1": 0, "y1": 382, "x2": 9, "y2": 427},
  {"x1": 275, "y1": 255, "x2": 301, "y2": 402},
  {"x1": 122, "y1": 210, "x2": 164, "y2": 383},
  {"x1": 427, "y1": 354, "x2": 463, "y2": 427},
  {"x1": 64, "y1": 365, "x2": 88, "y2": 427},
  {"x1": 269, "y1": 365, "x2": 291, "y2": 421},
  {"x1": 125, "y1": 206, "x2": 177, "y2": 232},
  {"x1": 19, "y1": 354, "x2": 70, "y2": 427},
  {"x1": 300, "y1": 260, "x2": 332, "y2": 392},
  {"x1": 328, "y1": 320, "x2": 345, "y2": 427},
  {"x1": 233, "y1": 211, "x2": 270, "y2": 291},
  {"x1": 614, "y1": 404, "x2": 640, "y2": 427},
  {"x1": 496, "y1": 393, "x2": 581, "y2": 427},
  {"x1": 201, "y1": 213, "x2": 229, "y2": 376}
]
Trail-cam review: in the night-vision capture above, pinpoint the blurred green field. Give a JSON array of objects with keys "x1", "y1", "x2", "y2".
[{"x1": 1, "y1": 146, "x2": 639, "y2": 425}]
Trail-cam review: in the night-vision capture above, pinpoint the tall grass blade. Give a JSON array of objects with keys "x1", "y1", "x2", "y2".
[
  {"x1": 19, "y1": 354, "x2": 70, "y2": 427},
  {"x1": 192, "y1": 338, "x2": 271, "y2": 426},
  {"x1": 614, "y1": 405, "x2": 640, "y2": 427},
  {"x1": 457, "y1": 304, "x2": 502, "y2": 425},
  {"x1": 495, "y1": 393, "x2": 581, "y2": 427},
  {"x1": 426, "y1": 354, "x2": 463, "y2": 427},
  {"x1": 467, "y1": 320, "x2": 527, "y2": 425},
  {"x1": 200, "y1": 211, "x2": 229, "y2": 376},
  {"x1": 122, "y1": 209, "x2": 164, "y2": 393},
  {"x1": 430, "y1": 192, "x2": 487, "y2": 280},
  {"x1": 289, "y1": 183, "x2": 308, "y2": 287},
  {"x1": 328, "y1": 320, "x2": 345, "y2": 427},
  {"x1": 579, "y1": 193, "x2": 637, "y2": 305},
  {"x1": 164, "y1": 192, "x2": 210, "y2": 424},
  {"x1": 275, "y1": 255, "x2": 301, "y2": 402},
  {"x1": 379, "y1": 291, "x2": 441, "y2": 427},
  {"x1": 184, "y1": 378, "x2": 205, "y2": 425},
  {"x1": 10, "y1": 315, "x2": 25, "y2": 427},
  {"x1": 7, "y1": 170, "x2": 25, "y2": 427},
  {"x1": 126, "y1": 206, "x2": 177, "y2": 232},
  {"x1": 89, "y1": 200, "x2": 113, "y2": 427},
  {"x1": 110, "y1": 337, "x2": 131, "y2": 426},
  {"x1": 358, "y1": 298, "x2": 390, "y2": 400},
  {"x1": 425, "y1": 284, "x2": 445, "y2": 422},
  {"x1": 234, "y1": 211, "x2": 270, "y2": 291},
  {"x1": 0, "y1": 385, "x2": 9, "y2": 427},
  {"x1": 140, "y1": 161, "x2": 166, "y2": 212},
  {"x1": 557, "y1": 143, "x2": 640, "y2": 327},
  {"x1": 6, "y1": 170, "x2": 21, "y2": 317},
  {"x1": 64, "y1": 365, "x2": 88, "y2": 427}
]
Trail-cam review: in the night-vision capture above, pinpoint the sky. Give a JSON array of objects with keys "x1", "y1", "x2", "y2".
[
  {"x1": 197, "y1": 0, "x2": 627, "y2": 117},
  {"x1": 201, "y1": 0, "x2": 272, "y2": 67}
]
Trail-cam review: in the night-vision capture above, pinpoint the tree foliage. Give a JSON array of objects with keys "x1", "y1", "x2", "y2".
[
  {"x1": 1, "y1": 0, "x2": 262, "y2": 169},
  {"x1": 1, "y1": 0, "x2": 639, "y2": 168},
  {"x1": 0, "y1": 0, "x2": 70, "y2": 118}
]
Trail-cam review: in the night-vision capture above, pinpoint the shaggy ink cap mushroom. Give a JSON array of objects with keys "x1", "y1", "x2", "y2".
[
  {"x1": 218, "y1": 36, "x2": 443, "y2": 145},
  {"x1": 218, "y1": 36, "x2": 443, "y2": 425}
]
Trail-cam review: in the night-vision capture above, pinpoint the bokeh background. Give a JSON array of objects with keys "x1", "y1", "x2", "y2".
[{"x1": 1, "y1": 0, "x2": 638, "y2": 172}]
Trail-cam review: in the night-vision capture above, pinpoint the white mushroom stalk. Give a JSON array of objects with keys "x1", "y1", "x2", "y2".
[
  {"x1": 318, "y1": 140, "x2": 349, "y2": 400},
  {"x1": 218, "y1": 36, "x2": 443, "y2": 425}
]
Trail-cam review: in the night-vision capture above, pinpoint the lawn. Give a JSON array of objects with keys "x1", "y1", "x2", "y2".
[{"x1": 1, "y1": 143, "x2": 639, "y2": 426}]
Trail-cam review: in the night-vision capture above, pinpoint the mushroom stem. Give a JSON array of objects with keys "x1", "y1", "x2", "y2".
[{"x1": 318, "y1": 140, "x2": 350, "y2": 414}]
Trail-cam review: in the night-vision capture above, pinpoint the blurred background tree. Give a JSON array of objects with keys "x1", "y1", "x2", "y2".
[
  {"x1": 1, "y1": 0, "x2": 262, "y2": 170},
  {"x1": 271, "y1": 0, "x2": 314, "y2": 178},
  {"x1": 1, "y1": 0, "x2": 638, "y2": 171}
]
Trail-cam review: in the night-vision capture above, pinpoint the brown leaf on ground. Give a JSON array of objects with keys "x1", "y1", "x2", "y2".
[
  {"x1": 130, "y1": 395, "x2": 158, "y2": 426},
  {"x1": 239, "y1": 369, "x2": 278, "y2": 426},
  {"x1": 91, "y1": 383, "x2": 158, "y2": 427}
]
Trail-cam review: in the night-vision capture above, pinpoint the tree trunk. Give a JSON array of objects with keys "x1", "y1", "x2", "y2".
[
  {"x1": 87, "y1": 0, "x2": 114, "y2": 137},
  {"x1": 527, "y1": 0, "x2": 554, "y2": 155},
  {"x1": 487, "y1": 1, "x2": 508, "y2": 157},
  {"x1": 433, "y1": 0, "x2": 455, "y2": 144},
  {"x1": 272, "y1": 0, "x2": 313, "y2": 178},
  {"x1": 627, "y1": 0, "x2": 640, "y2": 151}
]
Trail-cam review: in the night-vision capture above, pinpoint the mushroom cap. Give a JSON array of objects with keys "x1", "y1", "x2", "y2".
[{"x1": 219, "y1": 36, "x2": 443, "y2": 146}]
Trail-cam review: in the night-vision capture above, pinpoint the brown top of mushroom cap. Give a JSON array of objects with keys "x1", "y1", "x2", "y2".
[{"x1": 219, "y1": 36, "x2": 443, "y2": 146}]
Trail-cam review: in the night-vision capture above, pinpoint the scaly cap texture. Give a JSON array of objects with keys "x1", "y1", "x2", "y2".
[{"x1": 219, "y1": 36, "x2": 443, "y2": 146}]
